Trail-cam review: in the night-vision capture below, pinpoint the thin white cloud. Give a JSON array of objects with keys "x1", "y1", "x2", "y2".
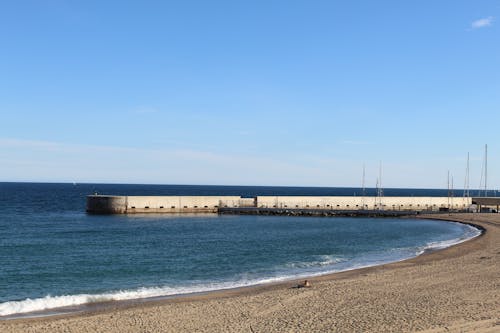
[
  {"x1": 2, "y1": 138, "x2": 494, "y2": 188},
  {"x1": 471, "y1": 16, "x2": 494, "y2": 29},
  {"x1": 0, "y1": 138, "x2": 326, "y2": 185}
]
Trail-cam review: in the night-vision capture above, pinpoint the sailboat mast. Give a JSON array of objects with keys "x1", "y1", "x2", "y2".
[
  {"x1": 479, "y1": 144, "x2": 487, "y2": 197},
  {"x1": 485, "y1": 144, "x2": 488, "y2": 197},
  {"x1": 447, "y1": 170, "x2": 450, "y2": 208},
  {"x1": 464, "y1": 152, "x2": 470, "y2": 198},
  {"x1": 378, "y1": 161, "x2": 383, "y2": 209},
  {"x1": 451, "y1": 174, "x2": 454, "y2": 210},
  {"x1": 361, "y1": 164, "x2": 366, "y2": 209}
]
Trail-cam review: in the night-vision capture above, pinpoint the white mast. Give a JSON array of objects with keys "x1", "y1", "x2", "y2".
[
  {"x1": 463, "y1": 152, "x2": 470, "y2": 198},
  {"x1": 451, "y1": 174, "x2": 454, "y2": 210},
  {"x1": 447, "y1": 170, "x2": 450, "y2": 209},
  {"x1": 377, "y1": 161, "x2": 383, "y2": 209},
  {"x1": 361, "y1": 164, "x2": 366, "y2": 210},
  {"x1": 485, "y1": 144, "x2": 488, "y2": 197},
  {"x1": 479, "y1": 144, "x2": 488, "y2": 197}
]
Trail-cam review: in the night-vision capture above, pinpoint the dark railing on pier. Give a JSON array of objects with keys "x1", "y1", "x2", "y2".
[{"x1": 218, "y1": 207, "x2": 441, "y2": 217}]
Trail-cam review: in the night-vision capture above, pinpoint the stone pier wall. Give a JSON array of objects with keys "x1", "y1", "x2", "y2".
[{"x1": 87, "y1": 195, "x2": 473, "y2": 214}]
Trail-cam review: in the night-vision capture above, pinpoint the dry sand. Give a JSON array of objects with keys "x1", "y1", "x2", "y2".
[{"x1": 1, "y1": 213, "x2": 499, "y2": 332}]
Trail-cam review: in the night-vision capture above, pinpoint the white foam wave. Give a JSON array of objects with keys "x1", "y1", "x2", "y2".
[
  {"x1": 418, "y1": 223, "x2": 482, "y2": 254},
  {"x1": 285, "y1": 255, "x2": 345, "y2": 269},
  {"x1": 0, "y1": 277, "x2": 291, "y2": 317}
]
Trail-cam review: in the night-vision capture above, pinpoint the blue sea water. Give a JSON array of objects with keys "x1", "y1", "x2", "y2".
[{"x1": 0, "y1": 182, "x2": 481, "y2": 317}]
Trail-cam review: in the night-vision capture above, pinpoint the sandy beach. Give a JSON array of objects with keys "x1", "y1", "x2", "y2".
[{"x1": 1, "y1": 213, "x2": 499, "y2": 332}]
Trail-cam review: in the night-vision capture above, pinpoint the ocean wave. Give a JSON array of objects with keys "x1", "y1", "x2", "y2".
[
  {"x1": 0, "y1": 277, "x2": 289, "y2": 317},
  {"x1": 418, "y1": 223, "x2": 482, "y2": 254},
  {"x1": 285, "y1": 255, "x2": 345, "y2": 269}
]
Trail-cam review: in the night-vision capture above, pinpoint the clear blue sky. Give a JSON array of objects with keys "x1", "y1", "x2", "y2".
[{"x1": 1, "y1": 1, "x2": 499, "y2": 188}]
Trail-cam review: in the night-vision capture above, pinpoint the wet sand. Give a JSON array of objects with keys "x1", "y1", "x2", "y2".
[{"x1": 1, "y1": 213, "x2": 499, "y2": 332}]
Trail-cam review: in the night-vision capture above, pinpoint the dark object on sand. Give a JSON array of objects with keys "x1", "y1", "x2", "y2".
[{"x1": 297, "y1": 280, "x2": 311, "y2": 288}]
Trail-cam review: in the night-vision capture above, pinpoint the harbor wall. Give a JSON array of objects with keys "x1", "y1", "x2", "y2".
[
  {"x1": 87, "y1": 195, "x2": 243, "y2": 214},
  {"x1": 87, "y1": 195, "x2": 472, "y2": 214}
]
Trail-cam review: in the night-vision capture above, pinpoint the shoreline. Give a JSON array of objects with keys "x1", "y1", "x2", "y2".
[
  {"x1": 1, "y1": 213, "x2": 499, "y2": 332},
  {"x1": 0, "y1": 216, "x2": 481, "y2": 320}
]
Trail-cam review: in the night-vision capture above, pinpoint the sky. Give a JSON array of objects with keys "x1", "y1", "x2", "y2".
[{"x1": 0, "y1": 0, "x2": 499, "y2": 188}]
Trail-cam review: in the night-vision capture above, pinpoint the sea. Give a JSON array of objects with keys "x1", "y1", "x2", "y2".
[{"x1": 0, "y1": 182, "x2": 484, "y2": 318}]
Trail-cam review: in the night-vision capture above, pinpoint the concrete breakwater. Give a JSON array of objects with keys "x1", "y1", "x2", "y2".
[
  {"x1": 218, "y1": 207, "x2": 422, "y2": 217},
  {"x1": 86, "y1": 195, "x2": 244, "y2": 214},
  {"x1": 86, "y1": 195, "x2": 473, "y2": 214}
]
